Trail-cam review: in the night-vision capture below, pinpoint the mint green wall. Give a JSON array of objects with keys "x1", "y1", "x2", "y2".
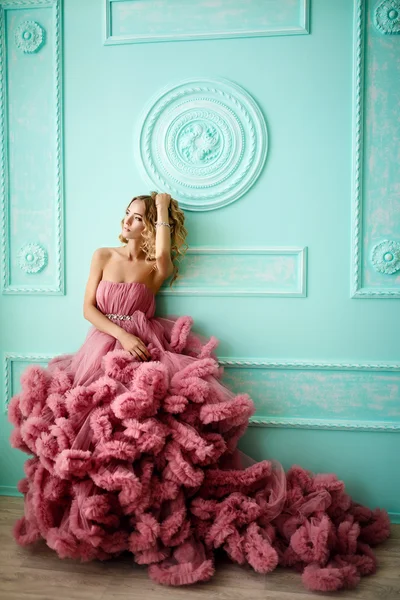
[{"x1": 0, "y1": 0, "x2": 399, "y2": 523}]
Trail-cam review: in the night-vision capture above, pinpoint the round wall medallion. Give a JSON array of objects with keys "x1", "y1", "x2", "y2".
[
  {"x1": 15, "y1": 20, "x2": 45, "y2": 53},
  {"x1": 135, "y1": 78, "x2": 268, "y2": 211},
  {"x1": 374, "y1": 0, "x2": 400, "y2": 34},
  {"x1": 18, "y1": 243, "x2": 48, "y2": 274},
  {"x1": 371, "y1": 239, "x2": 400, "y2": 274}
]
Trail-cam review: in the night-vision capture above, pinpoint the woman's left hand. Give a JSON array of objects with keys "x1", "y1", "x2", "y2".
[{"x1": 155, "y1": 193, "x2": 171, "y2": 210}]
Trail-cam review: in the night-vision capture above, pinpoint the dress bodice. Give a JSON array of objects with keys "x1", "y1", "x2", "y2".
[{"x1": 95, "y1": 280, "x2": 156, "y2": 319}]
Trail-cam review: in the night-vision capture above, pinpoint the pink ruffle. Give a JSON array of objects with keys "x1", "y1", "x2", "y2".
[{"x1": 8, "y1": 311, "x2": 391, "y2": 592}]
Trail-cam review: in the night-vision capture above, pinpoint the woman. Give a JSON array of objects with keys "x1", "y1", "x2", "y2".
[{"x1": 8, "y1": 192, "x2": 391, "y2": 592}]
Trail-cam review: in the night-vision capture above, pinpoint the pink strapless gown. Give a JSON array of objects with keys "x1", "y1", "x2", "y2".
[{"x1": 7, "y1": 281, "x2": 391, "y2": 592}]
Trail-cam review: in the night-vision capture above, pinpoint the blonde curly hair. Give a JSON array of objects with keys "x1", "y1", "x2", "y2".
[{"x1": 118, "y1": 191, "x2": 188, "y2": 286}]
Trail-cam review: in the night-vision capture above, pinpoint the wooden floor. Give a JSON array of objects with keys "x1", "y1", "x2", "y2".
[{"x1": 0, "y1": 497, "x2": 399, "y2": 600}]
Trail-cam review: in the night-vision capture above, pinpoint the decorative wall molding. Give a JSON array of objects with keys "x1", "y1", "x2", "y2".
[
  {"x1": 0, "y1": 0, "x2": 65, "y2": 295},
  {"x1": 374, "y1": 0, "x2": 400, "y2": 34},
  {"x1": 3, "y1": 352, "x2": 56, "y2": 413},
  {"x1": 158, "y1": 247, "x2": 307, "y2": 297},
  {"x1": 371, "y1": 240, "x2": 400, "y2": 274},
  {"x1": 104, "y1": 0, "x2": 310, "y2": 45},
  {"x1": 14, "y1": 19, "x2": 45, "y2": 53},
  {"x1": 247, "y1": 416, "x2": 400, "y2": 432},
  {"x1": 17, "y1": 242, "x2": 48, "y2": 274},
  {"x1": 219, "y1": 357, "x2": 400, "y2": 432},
  {"x1": 351, "y1": 0, "x2": 400, "y2": 298},
  {"x1": 218, "y1": 358, "x2": 400, "y2": 371},
  {"x1": 135, "y1": 78, "x2": 268, "y2": 211},
  {"x1": 4, "y1": 352, "x2": 399, "y2": 433}
]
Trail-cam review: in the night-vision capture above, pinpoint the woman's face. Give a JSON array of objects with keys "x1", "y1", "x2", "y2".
[{"x1": 122, "y1": 199, "x2": 145, "y2": 239}]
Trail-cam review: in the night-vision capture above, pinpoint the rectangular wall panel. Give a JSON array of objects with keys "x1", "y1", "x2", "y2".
[
  {"x1": 220, "y1": 359, "x2": 400, "y2": 431},
  {"x1": 5, "y1": 353, "x2": 399, "y2": 433},
  {"x1": 351, "y1": 0, "x2": 400, "y2": 298},
  {"x1": 0, "y1": 0, "x2": 64, "y2": 294},
  {"x1": 104, "y1": 0, "x2": 310, "y2": 44},
  {"x1": 159, "y1": 247, "x2": 307, "y2": 296}
]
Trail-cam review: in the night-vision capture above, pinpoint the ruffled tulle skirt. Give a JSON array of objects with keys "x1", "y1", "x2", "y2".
[{"x1": 7, "y1": 313, "x2": 391, "y2": 592}]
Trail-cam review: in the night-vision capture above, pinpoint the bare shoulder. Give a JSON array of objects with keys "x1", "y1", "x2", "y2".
[
  {"x1": 94, "y1": 246, "x2": 112, "y2": 256},
  {"x1": 90, "y1": 247, "x2": 111, "y2": 266}
]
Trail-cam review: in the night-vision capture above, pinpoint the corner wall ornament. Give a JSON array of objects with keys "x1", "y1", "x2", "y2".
[
  {"x1": 135, "y1": 78, "x2": 268, "y2": 211},
  {"x1": 374, "y1": 0, "x2": 400, "y2": 34},
  {"x1": 14, "y1": 20, "x2": 45, "y2": 53},
  {"x1": 371, "y1": 240, "x2": 400, "y2": 274},
  {"x1": 17, "y1": 243, "x2": 48, "y2": 274}
]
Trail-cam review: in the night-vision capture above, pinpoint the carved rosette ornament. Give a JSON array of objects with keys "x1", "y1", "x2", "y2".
[
  {"x1": 18, "y1": 243, "x2": 48, "y2": 274},
  {"x1": 14, "y1": 20, "x2": 45, "y2": 53},
  {"x1": 374, "y1": 0, "x2": 400, "y2": 34},
  {"x1": 371, "y1": 240, "x2": 400, "y2": 274},
  {"x1": 136, "y1": 78, "x2": 268, "y2": 211}
]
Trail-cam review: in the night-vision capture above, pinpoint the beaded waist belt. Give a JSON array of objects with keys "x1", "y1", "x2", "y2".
[{"x1": 105, "y1": 313, "x2": 134, "y2": 321}]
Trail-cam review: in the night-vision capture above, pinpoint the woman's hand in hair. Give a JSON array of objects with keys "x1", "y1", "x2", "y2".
[{"x1": 155, "y1": 193, "x2": 171, "y2": 210}]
